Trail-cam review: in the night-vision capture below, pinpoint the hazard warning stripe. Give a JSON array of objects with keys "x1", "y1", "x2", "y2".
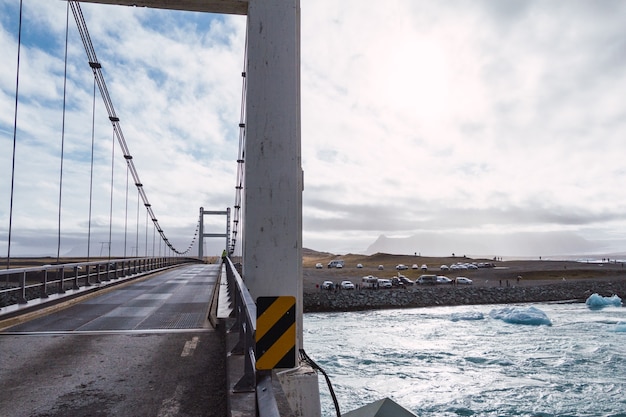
[
  {"x1": 256, "y1": 296, "x2": 296, "y2": 370},
  {"x1": 256, "y1": 296, "x2": 295, "y2": 340},
  {"x1": 256, "y1": 322, "x2": 296, "y2": 370}
]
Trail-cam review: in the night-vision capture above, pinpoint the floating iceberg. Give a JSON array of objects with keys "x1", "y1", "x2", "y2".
[
  {"x1": 489, "y1": 306, "x2": 552, "y2": 326},
  {"x1": 450, "y1": 311, "x2": 484, "y2": 322},
  {"x1": 585, "y1": 293, "x2": 622, "y2": 309},
  {"x1": 613, "y1": 322, "x2": 626, "y2": 333}
]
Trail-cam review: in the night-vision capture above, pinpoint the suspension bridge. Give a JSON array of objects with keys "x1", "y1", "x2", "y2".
[{"x1": 1, "y1": 0, "x2": 318, "y2": 416}]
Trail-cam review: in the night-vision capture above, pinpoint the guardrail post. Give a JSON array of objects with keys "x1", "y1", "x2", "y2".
[
  {"x1": 18, "y1": 271, "x2": 27, "y2": 304},
  {"x1": 72, "y1": 266, "x2": 80, "y2": 290},
  {"x1": 40, "y1": 270, "x2": 49, "y2": 299},
  {"x1": 85, "y1": 264, "x2": 92, "y2": 287},
  {"x1": 57, "y1": 267, "x2": 65, "y2": 294}
]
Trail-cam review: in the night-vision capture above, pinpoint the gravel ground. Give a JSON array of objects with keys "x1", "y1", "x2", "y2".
[{"x1": 302, "y1": 257, "x2": 626, "y2": 312}]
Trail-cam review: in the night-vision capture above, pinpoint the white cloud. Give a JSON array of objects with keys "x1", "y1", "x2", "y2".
[{"x1": 1, "y1": 0, "x2": 626, "y2": 257}]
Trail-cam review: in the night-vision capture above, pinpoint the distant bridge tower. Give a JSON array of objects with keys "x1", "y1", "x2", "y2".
[{"x1": 198, "y1": 207, "x2": 230, "y2": 259}]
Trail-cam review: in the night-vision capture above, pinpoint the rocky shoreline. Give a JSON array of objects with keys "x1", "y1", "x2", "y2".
[{"x1": 303, "y1": 279, "x2": 626, "y2": 313}]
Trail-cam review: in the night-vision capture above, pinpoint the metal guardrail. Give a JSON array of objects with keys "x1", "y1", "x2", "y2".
[
  {"x1": 223, "y1": 257, "x2": 281, "y2": 417},
  {"x1": 0, "y1": 257, "x2": 199, "y2": 310}
]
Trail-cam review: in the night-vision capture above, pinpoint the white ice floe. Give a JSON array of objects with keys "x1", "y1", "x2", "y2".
[
  {"x1": 585, "y1": 293, "x2": 622, "y2": 309},
  {"x1": 612, "y1": 322, "x2": 626, "y2": 333},
  {"x1": 450, "y1": 311, "x2": 485, "y2": 322},
  {"x1": 489, "y1": 306, "x2": 552, "y2": 326}
]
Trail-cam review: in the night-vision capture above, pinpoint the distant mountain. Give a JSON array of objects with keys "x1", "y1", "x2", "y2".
[{"x1": 365, "y1": 231, "x2": 602, "y2": 258}]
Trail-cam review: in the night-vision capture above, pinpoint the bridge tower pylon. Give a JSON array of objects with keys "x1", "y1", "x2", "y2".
[{"x1": 198, "y1": 207, "x2": 230, "y2": 260}]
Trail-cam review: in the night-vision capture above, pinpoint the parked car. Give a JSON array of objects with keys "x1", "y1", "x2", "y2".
[
  {"x1": 328, "y1": 260, "x2": 345, "y2": 268},
  {"x1": 315, "y1": 263, "x2": 323, "y2": 269},
  {"x1": 421, "y1": 264, "x2": 428, "y2": 271},
  {"x1": 361, "y1": 275, "x2": 378, "y2": 289},
  {"x1": 440, "y1": 265, "x2": 450, "y2": 271},
  {"x1": 398, "y1": 276, "x2": 414, "y2": 286},
  {"x1": 436, "y1": 275, "x2": 453, "y2": 284},
  {"x1": 456, "y1": 277, "x2": 473, "y2": 285},
  {"x1": 411, "y1": 264, "x2": 419, "y2": 269},
  {"x1": 356, "y1": 263, "x2": 364, "y2": 268},
  {"x1": 396, "y1": 264, "x2": 408, "y2": 270},
  {"x1": 417, "y1": 274, "x2": 437, "y2": 285},
  {"x1": 378, "y1": 265, "x2": 384, "y2": 270},
  {"x1": 377, "y1": 279, "x2": 392, "y2": 288},
  {"x1": 340, "y1": 280, "x2": 355, "y2": 290},
  {"x1": 321, "y1": 280, "x2": 334, "y2": 290}
]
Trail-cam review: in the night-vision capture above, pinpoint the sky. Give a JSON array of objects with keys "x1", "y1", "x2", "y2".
[{"x1": 1, "y1": 0, "x2": 626, "y2": 258}]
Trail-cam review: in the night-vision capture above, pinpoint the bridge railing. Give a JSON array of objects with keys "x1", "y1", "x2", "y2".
[
  {"x1": 223, "y1": 256, "x2": 281, "y2": 417},
  {"x1": 0, "y1": 257, "x2": 199, "y2": 310}
]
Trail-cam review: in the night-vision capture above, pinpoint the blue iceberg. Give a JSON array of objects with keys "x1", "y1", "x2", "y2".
[
  {"x1": 585, "y1": 293, "x2": 622, "y2": 309},
  {"x1": 489, "y1": 306, "x2": 552, "y2": 326},
  {"x1": 450, "y1": 311, "x2": 485, "y2": 321}
]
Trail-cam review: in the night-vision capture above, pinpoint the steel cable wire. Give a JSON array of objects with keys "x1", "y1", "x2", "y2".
[
  {"x1": 69, "y1": 1, "x2": 196, "y2": 255},
  {"x1": 56, "y1": 1, "x2": 71, "y2": 264},
  {"x1": 6, "y1": 0, "x2": 24, "y2": 271}
]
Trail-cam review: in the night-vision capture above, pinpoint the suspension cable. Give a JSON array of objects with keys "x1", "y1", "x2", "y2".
[
  {"x1": 69, "y1": 1, "x2": 196, "y2": 255},
  {"x1": 56, "y1": 0, "x2": 71, "y2": 264},
  {"x1": 230, "y1": 30, "x2": 248, "y2": 256},
  {"x1": 6, "y1": 0, "x2": 24, "y2": 270},
  {"x1": 124, "y1": 161, "x2": 130, "y2": 257},
  {"x1": 87, "y1": 64, "x2": 97, "y2": 261},
  {"x1": 108, "y1": 126, "x2": 115, "y2": 259}
]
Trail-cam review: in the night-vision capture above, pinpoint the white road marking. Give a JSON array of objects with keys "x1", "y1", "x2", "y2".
[
  {"x1": 181, "y1": 336, "x2": 199, "y2": 357},
  {"x1": 157, "y1": 384, "x2": 184, "y2": 417}
]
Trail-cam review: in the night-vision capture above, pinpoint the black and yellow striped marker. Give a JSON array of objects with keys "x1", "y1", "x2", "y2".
[{"x1": 256, "y1": 296, "x2": 296, "y2": 370}]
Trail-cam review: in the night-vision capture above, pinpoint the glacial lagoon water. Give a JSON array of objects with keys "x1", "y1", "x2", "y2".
[{"x1": 303, "y1": 302, "x2": 626, "y2": 417}]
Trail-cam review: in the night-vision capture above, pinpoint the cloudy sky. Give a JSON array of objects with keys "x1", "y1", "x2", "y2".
[{"x1": 1, "y1": 0, "x2": 626, "y2": 258}]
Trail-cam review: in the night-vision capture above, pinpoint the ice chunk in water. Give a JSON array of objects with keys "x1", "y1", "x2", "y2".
[
  {"x1": 450, "y1": 311, "x2": 484, "y2": 321},
  {"x1": 489, "y1": 306, "x2": 552, "y2": 326},
  {"x1": 613, "y1": 322, "x2": 626, "y2": 333},
  {"x1": 585, "y1": 293, "x2": 622, "y2": 309}
]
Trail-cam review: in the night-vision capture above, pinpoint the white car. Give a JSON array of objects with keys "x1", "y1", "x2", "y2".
[
  {"x1": 421, "y1": 264, "x2": 428, "y2": 271},
  {"x1": 356, "y1": 263, "x2": 364, "y2": 268},
  {"x1": 378, "y1": 265, "x2": 384, "y2": 270},
  {"x1": 440, "y1": 265, "x2": 449, "y2": 271},
  {"x1": 321, "y1": 280, "x2": 334, "y2": 290},
  {"x1": 411, "y1": 264, "x2": 419, "y2": 269},
  {"x1": 377, "y1": 279, "x2": 392, "y2": 288},
  {"x1": 341, "y1": 280, "x2": 355, "y2": 290},
  {"x1": 456, "y1": 277, "x2": 473, "y2": 285},
  {"x1": 436, "y1": 275, "x2": 453, "y2": 284},
  {"x1": 396, "y1": 264, "x2": 408, "y2": 270},
  {"x1": 315, "y1": 263, "x2": 323, "y2": 269}
]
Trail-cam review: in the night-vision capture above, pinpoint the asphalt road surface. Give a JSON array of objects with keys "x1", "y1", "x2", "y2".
[{"x1": 0, "y1": 264, "x2": 227, "y2": 417}]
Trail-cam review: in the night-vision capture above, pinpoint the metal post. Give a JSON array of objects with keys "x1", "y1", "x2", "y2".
[
  {"x1": 18, "y1": 271, "x2": 27, "y2": 304},
  {"x1": 198, "y1": 207, "x2": 204, "y2": 260},
  {"x1": 57, "y1": 267, "x2": 65, "y2": 294},
  {"x1": 73, "y1": 266, "x2": 80, "y2": 290}
]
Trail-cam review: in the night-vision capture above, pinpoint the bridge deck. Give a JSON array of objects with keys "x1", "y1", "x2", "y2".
[{"x1": 0, "y1": 264, "x2": 228, "y2": 417}]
